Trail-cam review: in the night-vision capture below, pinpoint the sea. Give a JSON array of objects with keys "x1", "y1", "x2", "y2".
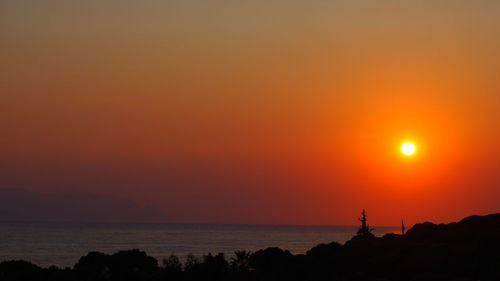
[{"x1": 0, "y1": 222, "x2": 398, "y2": 268}]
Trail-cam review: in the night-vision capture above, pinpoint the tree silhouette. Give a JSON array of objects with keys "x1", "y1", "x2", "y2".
[
  {"x1": 356, "y1": 209, "x2": 374, "y2": 238},
  {"x1": 230, "y1": 250, "x2": 251, "y2": 273}
]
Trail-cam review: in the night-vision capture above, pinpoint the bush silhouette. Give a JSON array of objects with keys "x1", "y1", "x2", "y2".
[
  {"x1": 2, "y1": 213, "x2": 500, "y2": 280},
  {"x1": 0, "y1": 260, "x2": 44, "y2": 281}
]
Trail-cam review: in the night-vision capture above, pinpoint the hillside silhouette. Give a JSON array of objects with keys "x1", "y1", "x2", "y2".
[
  {"x1": 1, "y1": 213, "x2": 500, "y2": 281},
  {"x1": 0, "y1": 188, "x2": 166, "y2": 223}
]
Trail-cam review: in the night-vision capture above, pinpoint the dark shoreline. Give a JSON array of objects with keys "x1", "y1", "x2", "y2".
[{"x1": 1, "y1": 213, "x2": 500, "y2": 281}]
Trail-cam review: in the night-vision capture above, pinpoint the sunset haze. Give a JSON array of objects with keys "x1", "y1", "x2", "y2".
[{"x1": 1, "y1": 0, "x2": 499, "y2": 226}]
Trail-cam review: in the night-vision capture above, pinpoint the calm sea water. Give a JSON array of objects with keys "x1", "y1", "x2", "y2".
[{"x1": 0, "y1": 222, "x2": 398, "y2": 267}]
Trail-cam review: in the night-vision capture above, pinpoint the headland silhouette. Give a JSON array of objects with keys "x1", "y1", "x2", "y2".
[{"x1": 1, "y1": 211, "x2": 499, "y2": 281}]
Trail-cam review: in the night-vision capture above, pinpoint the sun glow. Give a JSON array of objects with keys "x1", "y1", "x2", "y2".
[{"x1": 401, "y1": 142, "x2": 416, "y2": 156}]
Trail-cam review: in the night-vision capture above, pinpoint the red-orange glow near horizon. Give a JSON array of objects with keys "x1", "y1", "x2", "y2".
[{"x1": 0, "y1": 0, "x2": 499, "y2": 226}]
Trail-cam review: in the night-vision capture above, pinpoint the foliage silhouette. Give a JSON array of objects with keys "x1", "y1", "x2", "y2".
[
  {"x1": 2, "y1": 213, "x2": 500, "y2": 280},
  {"x1": 355, "y1": 209, "x2": 374, "y2": 239}
]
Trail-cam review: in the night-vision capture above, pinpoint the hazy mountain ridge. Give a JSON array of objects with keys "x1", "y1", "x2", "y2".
[{"x1": 0, "y1": 188, "x2": 167, "y2": 222}]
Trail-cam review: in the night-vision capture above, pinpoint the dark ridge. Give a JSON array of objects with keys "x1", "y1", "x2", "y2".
[
  {"x1": 1, "y1": 212, "x2": 500, "y2": 280},
  {"x1": 0, "y1": 188, "x2": 167, "y2": 223}
]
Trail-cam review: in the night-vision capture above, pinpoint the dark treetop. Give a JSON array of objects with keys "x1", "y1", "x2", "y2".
[{"x1": 1, "y1": 212, "x2": 500, "y2": 281}]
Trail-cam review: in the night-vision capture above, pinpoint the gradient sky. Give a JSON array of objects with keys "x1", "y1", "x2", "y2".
[{"x1": 1, "y1": 0, "x2": 499, "y2": 226}]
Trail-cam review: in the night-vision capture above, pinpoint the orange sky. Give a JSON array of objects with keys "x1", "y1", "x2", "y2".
[{"x1": 1, "y1": 0, "x2": 499, "y2": 226}]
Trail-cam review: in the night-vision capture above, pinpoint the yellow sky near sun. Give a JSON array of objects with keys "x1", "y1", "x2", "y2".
[{"x1": 0, "y1": 0, "x2": 499, "y2": 224}]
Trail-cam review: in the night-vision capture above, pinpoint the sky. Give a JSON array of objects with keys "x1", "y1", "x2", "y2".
[{"x1": 1, "y1": 0, "x2": 499, "y2": 226}]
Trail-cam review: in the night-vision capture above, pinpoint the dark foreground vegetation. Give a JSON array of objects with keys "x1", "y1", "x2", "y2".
[{"x1": 2, "y1": 213, "x2": 500, "y2": 281}]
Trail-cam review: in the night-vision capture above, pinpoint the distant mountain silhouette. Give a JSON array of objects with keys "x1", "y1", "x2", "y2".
[{"x1": 0, "y1": 188, "x2": 167, "y2": 222}]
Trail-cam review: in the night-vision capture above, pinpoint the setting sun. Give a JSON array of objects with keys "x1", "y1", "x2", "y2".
[{"x1": 402, "y1": 143, "x2": 416, "y2": 156}]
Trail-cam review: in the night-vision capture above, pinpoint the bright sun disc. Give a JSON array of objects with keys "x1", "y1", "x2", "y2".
[{"x1": 402, "y1": 143, "x2": 416, "y2": 155}]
